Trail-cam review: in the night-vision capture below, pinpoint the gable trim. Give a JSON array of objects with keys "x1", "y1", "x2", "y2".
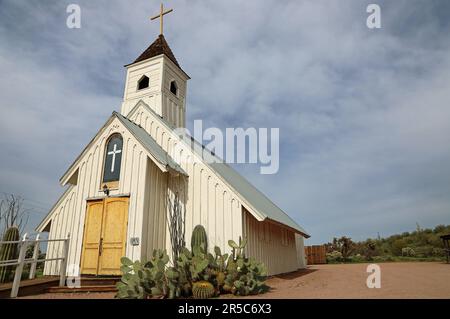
[
  {"x1": 35, "y1": 185, "x2": 74, "y2": 232},
  {"x1": 60, "y1": 112, "x2": 186, "y2": 186}
]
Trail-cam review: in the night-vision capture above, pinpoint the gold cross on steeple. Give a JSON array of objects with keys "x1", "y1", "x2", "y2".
[{"x1": 150, "y1": 3, "x2": 173, "y2": 35}]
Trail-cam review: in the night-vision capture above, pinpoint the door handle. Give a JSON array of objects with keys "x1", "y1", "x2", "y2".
[{"x1": 99, "y1": 237, "x2": 104, "y2": 256}]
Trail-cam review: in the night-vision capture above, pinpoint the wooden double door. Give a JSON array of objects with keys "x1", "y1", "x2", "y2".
[{"x1": 80, "y1": 197, "x2": 129, "y2": 275}]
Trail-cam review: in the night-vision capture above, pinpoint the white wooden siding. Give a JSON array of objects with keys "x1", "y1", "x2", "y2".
[
  {"x1": 125, "y1": 60, "x2": 162, "y2": 101},
  {"x1": 243, "y1": 210, "x2": 298, "y2": 276},
  {"x1": 122, "y1": 56, "x2": 187, "y2": 128},
  {"x1": 295, "y1": 234, "x2": 307, "y2": 269},
  {"x1": 129, "y1": 104, "x2": 244, "y2": 256},
  {"x1": 40, "y1": 45, "x2": 306, "y2": 276},
  {"x1": 43, "y1": 118, "x2": 151, "y2": 274},
  {"x1": 141, "y1": 158, "x2": 168, "y2": 261}
]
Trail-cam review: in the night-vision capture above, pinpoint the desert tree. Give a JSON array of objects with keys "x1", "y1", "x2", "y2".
[
  {"x1": 0, "y1": 193, "x2": 29, "y2": 236},
  {"x1": 326, "y1": 236, "x2": 355, "y2": 260},
  {"x1": 166, "y1": 177, "x2": 187, "y2": 266}
]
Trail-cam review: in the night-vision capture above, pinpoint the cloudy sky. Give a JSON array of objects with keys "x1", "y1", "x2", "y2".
[{"x1": 0, "y1": 0, "x2": 449, "y2": 244}]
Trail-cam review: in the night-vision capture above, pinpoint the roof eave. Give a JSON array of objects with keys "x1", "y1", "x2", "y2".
[
  {"x1": 266, "y1": 218, "x2": 311, "y2": 238},
  {"x1": 124, "y1": 54, "x2": 191, "y2": 80}
]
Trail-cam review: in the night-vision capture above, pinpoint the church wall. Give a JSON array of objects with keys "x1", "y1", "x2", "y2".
[
  {"x1": 295, "y1": 233, "x2": 307, "y2": 269},
  {"x1": 44, "y1": 106, "x2": 301, "y2": 276},
  {"x1": 43, "y1": 187, "x2": 77, "y2": 275},
  {"x1": 121, "y1": 58, "x2": 163, "y2": 117},
  {"x1": 162, "y1": 93, "x2": 183, "y2": 128},
  {"x1": 122, "y1": 57, "x2": 187, "y2": 128},
  {"x1": 141, "y1": 158, "x2": 169, "y2": 261},
  {"x1": 125, "y1": 60, "x2": 162, "y2": 101},
  {"x1": 43, "y1": 118, "x2": 151, "y2": 275},
  {"x1": 161, "y1": 59, "x2": 186, "y2": 128},
  {"x1": 243, "y1": 210, "x2": 299, "y2": 276},
  {"x1": 129, "y1": 105, "x2": 244, "y2": 256},
  {"x1": 163, "y1": 61, "x2": 187, "y2": 97}
]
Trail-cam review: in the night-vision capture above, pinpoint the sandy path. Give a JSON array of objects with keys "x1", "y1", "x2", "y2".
[
  {"x1": 241, "y1": 262, "x2": 450, "y2": 299},
  {"x1": 20, "y1": 262, "x2": 450, "y2": 299}
]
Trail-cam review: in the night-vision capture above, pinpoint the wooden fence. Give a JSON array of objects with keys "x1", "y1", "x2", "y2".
[
  {"x1": 0, "y1": 233, "x2": 70, "y2": 298},
  {"x1": 305, "y1": 245, "x2": 327, "y2": 264}
]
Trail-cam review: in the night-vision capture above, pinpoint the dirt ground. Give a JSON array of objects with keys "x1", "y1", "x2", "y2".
[
  {"x1": 243, "y1": 262, "x2": 450, "y2": 299},
  {"x1": 19, "y1": 262, "x2": 450, "y2": 299}
]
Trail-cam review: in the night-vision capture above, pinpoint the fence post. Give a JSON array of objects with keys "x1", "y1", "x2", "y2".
[
  {"x1": 29, "y1": 233, "x2": 40, "y2": 280},
  {"x1": 59, "y1": 233, "x2": 70, "y2": 287},
  {"x1": 11, "y1": 233, "x2": 28, "y2": 298}
]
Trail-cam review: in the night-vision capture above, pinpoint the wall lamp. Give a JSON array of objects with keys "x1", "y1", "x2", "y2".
[{"x1": 103, "y1": 184, "x2": 110, "y2": 197}]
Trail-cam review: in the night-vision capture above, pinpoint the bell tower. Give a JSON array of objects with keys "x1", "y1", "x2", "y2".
[{"x1": 121, "y1": 5, "x2": 189, "y2": 128}]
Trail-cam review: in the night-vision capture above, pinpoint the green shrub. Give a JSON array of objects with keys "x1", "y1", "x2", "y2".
[
  {"x1": 223, "y1": 237, "x2": 268, "y2": 296},
  {"x1": 414, "y1": 246, "x2": 434, "y2": 258},
  {"x1": 326, "y1": 250, "x2": 343, "y2": 263},
  {"x1": 347, "y1": 254, "x2": 366, "y2": 263},
  {"x1": 401, "y1": 247, "x2": 415, "y2": 257},
  {"x1": 372, "y1": 255, "x2": 395, "y2": 262},
  {"x1": 116, "y1": 226, "x2": 268, "y2": 299},
  {"x1": 431, "y1": 247, "x2": 444, "y2": 257}
]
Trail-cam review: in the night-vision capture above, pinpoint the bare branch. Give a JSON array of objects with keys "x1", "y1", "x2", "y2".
[{"x1": 0, "y1": 193, "x2": 29, "y2": 236}]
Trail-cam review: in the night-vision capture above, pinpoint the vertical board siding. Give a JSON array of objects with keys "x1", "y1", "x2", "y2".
[
  {"x1": 43, "y1": 118, "x2": 150, "y2": 275},
  {"x1": 122, "y1": 57, "x2": 186, "y2": 128},
  {"x1": 44, "y1": 99, "x2": 297, "y2": 275},
  {"x1": 243, "y1": 210, "x2": 298, "y2": 276},
  {"x1": 142, "y1": 158, "x2": 168, "y2": 261},
  {"x1": 295, "y1": 234, "x2": 307, "y2": 268},
  {"x1": 305, "y1": 245, "x2": 326, "y2": 265},
  {"x1": 43, "y1": 187, "x2": 76, "y2": 275},
  {"x1": 125, "y1": 61, "x2": 162, "y2": 101},
  {"x1": 130, "y1": 105, "x2": 244, "y2": 256}
]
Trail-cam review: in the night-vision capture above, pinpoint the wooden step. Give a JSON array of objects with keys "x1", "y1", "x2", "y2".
[
  {"x1": 79, "y1": 277, "x2": 121, "y2": 286},
  {"x1": 0, "y1": 277, "x2": 59, "y2": 298},
  {"x1": 46, "y1": 285, "x2": 118, "y2": 293}
]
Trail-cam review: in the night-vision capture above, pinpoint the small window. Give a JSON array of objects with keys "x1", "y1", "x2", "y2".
[
  {"x1": 170, "y1": 80, "x2": 178, "y2": 96},
  {"x1": 138, "y1": 75, "x2": 149, "y2": 90},
  {"x1": 103, "y1": 134, "x2": 123, "y2": 183}
]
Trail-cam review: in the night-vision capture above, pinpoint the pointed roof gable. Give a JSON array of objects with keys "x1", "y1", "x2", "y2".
[
  {"x1": 114, "y1": 112, "x2": 186, "y2": 176},
  {"x1": 59, "y1": 111, "x2": 186, "y2": 186},
  {"x1": 128, "y1": 34, "x2": 181, "y2": 68}
]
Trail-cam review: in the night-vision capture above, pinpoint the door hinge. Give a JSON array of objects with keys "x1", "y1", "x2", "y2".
[{"x1": 99, "y1": 237, "x2": 104, "y2": 256}]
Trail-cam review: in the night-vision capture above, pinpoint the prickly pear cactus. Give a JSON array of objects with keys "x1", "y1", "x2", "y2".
[
  {"x1": 192, "y1": 280, "x2": 215, "y2": 299},
  {"x1": 216, "y1": 271, "x2": 226, "y2": 288},
  {"x1": 191, "y1": 225, "x2": 208, "y2": 252},
  {"x1": 0, "y1": 226, "x2": 20, "y2": 283}
]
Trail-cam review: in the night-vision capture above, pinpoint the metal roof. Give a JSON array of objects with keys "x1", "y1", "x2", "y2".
[
  {"x1": 129, "y1": 101, "x2": 310, "y2": 238},
  {"x1": 114, "y1": 112, "x2": 187, "y2": 176},
  {"x1": 208, "y1": 161, "x2": 310, "y2": 237},
  {"x1": 59, "y1": 112, "x2": 186, "y2": 185},
  {"x1": 51, "y1": 103, "x2": 309, "y2": 238}
]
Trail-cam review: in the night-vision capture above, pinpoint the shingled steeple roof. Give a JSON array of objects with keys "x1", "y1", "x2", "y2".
[{"x1": 128, "y1": 34, "x2": 181, "y2": 68}]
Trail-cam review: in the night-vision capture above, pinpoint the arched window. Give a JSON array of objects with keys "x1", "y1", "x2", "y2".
[
  {"x1": 102, "y1": 134, "x2": 123, "y2": 184},
  {"x1": 170, "y1": 80, "x2": 178, "y2": 96},
  {"x1": 138, "y1": 75, "x2": 149, "y2": 90}
]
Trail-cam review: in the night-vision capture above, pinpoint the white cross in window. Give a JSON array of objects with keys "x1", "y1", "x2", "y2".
[{"x1": 107, "y1": 144, "x2": 122, "y2": 173}]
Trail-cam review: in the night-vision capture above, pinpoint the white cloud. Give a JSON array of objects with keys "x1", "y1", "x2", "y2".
[{"x1": 0, "y1": 0, "x2": 449, "y2": 242}]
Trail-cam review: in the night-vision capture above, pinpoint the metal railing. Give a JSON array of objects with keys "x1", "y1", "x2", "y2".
[{"x1": 0, "y1": 233, "x2": 70, "y2": 298}]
